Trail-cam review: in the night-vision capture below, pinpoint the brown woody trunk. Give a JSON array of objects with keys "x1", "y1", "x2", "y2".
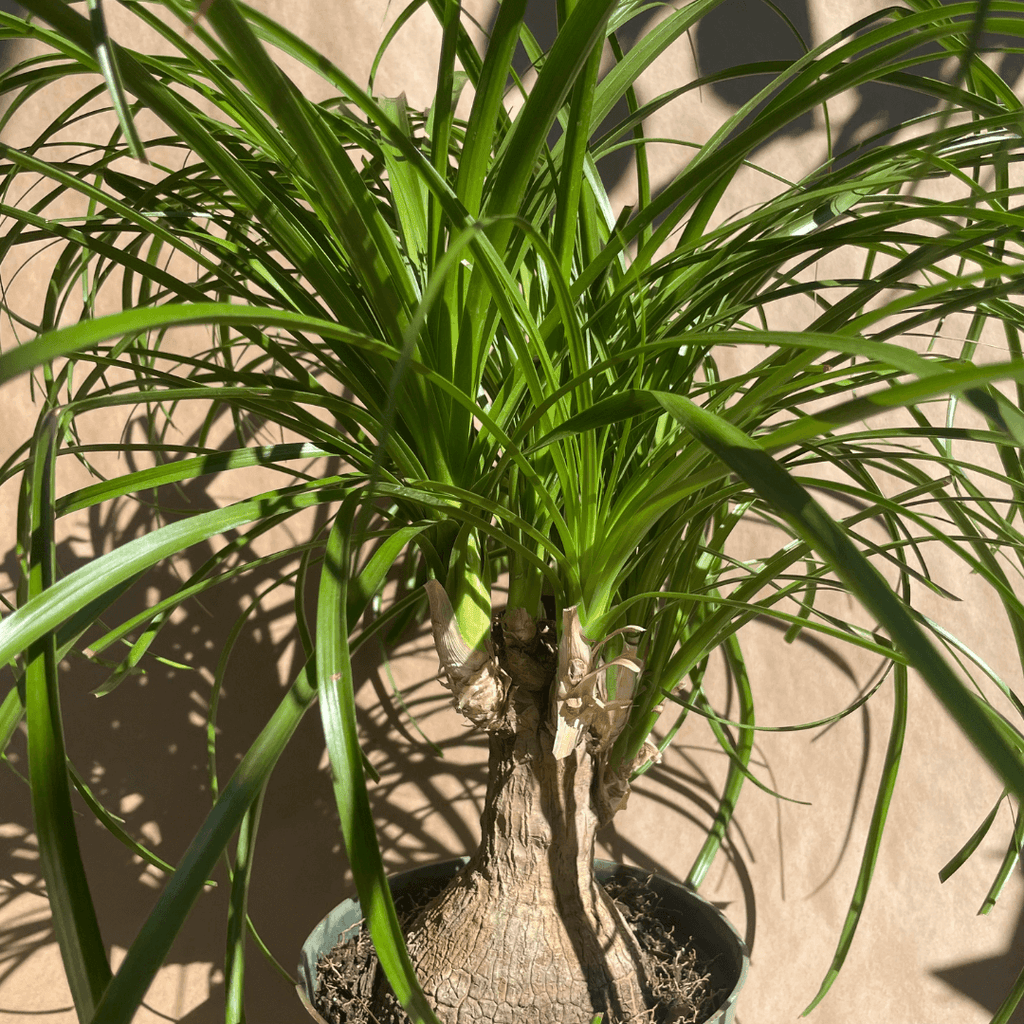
[{"x1": 395, "y1": 611, "x2": 651, "y2": 1024}]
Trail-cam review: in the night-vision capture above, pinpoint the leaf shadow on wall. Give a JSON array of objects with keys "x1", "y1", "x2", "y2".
[
  {"x1": 0, "y1": 3, "x2": 24, "y2": 77},
  {"x1": 0, "y1": 424, "x2": 491, "y2": 1023},
  {"x1": 499, "y1": 0, "x2": 1024, "y2": 203},
  {"x1": 934, "y1": 894, "x2": 1024, "y2": 1024}
]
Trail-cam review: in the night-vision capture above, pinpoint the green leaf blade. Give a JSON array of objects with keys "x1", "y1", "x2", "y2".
[{"x1": 22, "y1": 414, "x2": 112, "y2": 1019}]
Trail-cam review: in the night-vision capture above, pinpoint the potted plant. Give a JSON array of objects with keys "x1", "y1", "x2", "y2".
[{"x1": 2, "y1": 0, "x2": 1024, "y2": 1021}]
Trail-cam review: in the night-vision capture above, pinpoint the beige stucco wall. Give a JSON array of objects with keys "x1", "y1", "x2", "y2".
[{"x1": 1, "y1": 2, "x2": 1022, "y2": 1022}]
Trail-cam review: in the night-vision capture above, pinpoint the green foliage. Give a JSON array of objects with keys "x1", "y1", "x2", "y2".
[{"x1": 1, "y1": 0, "x2": 1024, "y2": 1020}]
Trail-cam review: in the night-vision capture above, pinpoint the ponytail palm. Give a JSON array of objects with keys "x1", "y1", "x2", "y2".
[{"x1": 2, "y1": 0, "x2": 1024, "y2": 1021}]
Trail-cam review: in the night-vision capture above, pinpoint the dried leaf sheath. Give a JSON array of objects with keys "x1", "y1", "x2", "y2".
[{"x1": 424, "y1": 580, "x2": 508, "y2": 731}]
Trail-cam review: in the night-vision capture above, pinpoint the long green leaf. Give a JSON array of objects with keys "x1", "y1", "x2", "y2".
[
  {"x1": 686, "y1": 632, "x2": 754, "y2": 888},
  {"x1": 938, "y1": 792, "x2": 1006, "y2": 882},
  {"x1": 225, "y1": 786, "x2": 265, "y2": 1024},
  {"x1": 0, "y1": 302, "x2": 387, "y2": 385},
  {"x1": 0, "y1": 483, "x2": 348, "y2": 670},
  {"x1": 802, "y1": 666, "x2": 909, "y2": 1012},
  {"x1": 315, "y1": 499, "x2": 441, "y2": 1024},
  {"x1": 86, "y1": 0, "x2": 147, "y2": 162},
  {"x1": 655, "y1": 392, "x2": 1024, "y2": 801},
  {"x1": 0, "y1": 685, "x2": 23, "y2": 755},
  {"x1": 22, "y1": 413, "x2": 112, "y2": 1019},
  {"x1": 66, "y1": 763, "x2": 217, "y2": 887}
]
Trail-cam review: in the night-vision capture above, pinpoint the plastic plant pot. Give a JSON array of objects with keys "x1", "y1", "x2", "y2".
[{"x1": 298, "y1": 858, "x2": 749, "y2": 1024}]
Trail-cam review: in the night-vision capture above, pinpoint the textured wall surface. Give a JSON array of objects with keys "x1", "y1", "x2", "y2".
[{"x1": 1, "y1": 2, "x2": 1022, "y2": 1022}]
